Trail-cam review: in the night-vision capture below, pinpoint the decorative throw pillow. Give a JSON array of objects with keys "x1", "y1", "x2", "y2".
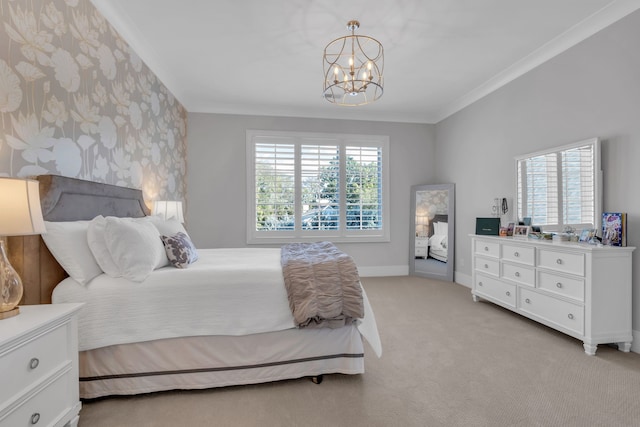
[{"x1": 161, "y1": 232, "x2": 199, "y2": 269}]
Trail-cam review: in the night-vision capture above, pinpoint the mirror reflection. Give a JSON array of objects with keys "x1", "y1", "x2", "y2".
[{"x1": 410, "y1": 183, "x2": 455, "y2": 281}]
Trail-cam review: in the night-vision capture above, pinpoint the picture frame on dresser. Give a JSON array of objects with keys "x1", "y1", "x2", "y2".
[{"x1": 513, "y1": 225, "x2": 530, "y2": 237}]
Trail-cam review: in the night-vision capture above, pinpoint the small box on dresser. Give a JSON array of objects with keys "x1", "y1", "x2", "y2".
[
  {"x1": 471, "y1": 235, "x2": 635, "y2": 355},
  {"x1": 0, "y1": 303, "x2": 83, "y2": 427}
]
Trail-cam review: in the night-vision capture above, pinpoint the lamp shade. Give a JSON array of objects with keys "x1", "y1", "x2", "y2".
[
  {"x1": 153, "y1": 200, "x2": 184, "y2": 223},
  {"x1": 0, "y1": 178, "x2": 46, "y2": 236}
]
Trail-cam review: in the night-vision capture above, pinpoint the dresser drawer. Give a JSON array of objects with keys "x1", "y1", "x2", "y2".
[
  {"x1": 538, "y1": 271, "x2": 584, "y2": 302},
  {"x1": 502, "y1": 263, "x2": 535, "y2": 287},
  {"x1": 415, "y1": 246, "x2": 427, "y2": 257},
  {"x1": 502, "y1": 244, "x2": 534, "y2": 265},
  {"x1": 475, "y1": 240, "x2": 500, "y2": 258},
  {"x1": 1, "y1": 323, "x2": 69, "y2": 405},
  {"x1": 1, "y1": 367, "x2": 73, "y2": 427},
  {"x1": 537, "y1": 249, "x2": 584, "y2": 276},
  {"x1": 519, "y1": 288, "x2": 584, "y2": 335},
  {"x1": 475, "y1": 257, "x2": 500, "y2": 276},
  {"x1": 475, "y1": 275, "x2": 516, "y2": 308}
]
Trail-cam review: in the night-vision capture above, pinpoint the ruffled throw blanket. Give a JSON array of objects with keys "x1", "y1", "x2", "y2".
[{"x1": 281, "y1": 241, "x2": 364, "y2": 329}]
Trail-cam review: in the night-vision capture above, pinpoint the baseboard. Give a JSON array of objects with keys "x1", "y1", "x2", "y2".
[
  {"x1": 631, "y1": 330, "x2": 640, "y2": 354},
  {"x1": 358, "y1": 265, "x2": 408, "y2": 277}
]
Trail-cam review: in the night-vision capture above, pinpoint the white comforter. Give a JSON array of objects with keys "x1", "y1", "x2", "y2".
[{"x1": 53, "y1": 248, "x2": 381, "y2": 356}]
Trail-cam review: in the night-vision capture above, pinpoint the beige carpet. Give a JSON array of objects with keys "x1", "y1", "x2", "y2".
[{"x1": 78, "y1": 276, "x2": 640, "y2": 427}]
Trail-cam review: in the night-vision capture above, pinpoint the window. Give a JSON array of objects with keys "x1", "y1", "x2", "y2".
[
  {"x1": 247, "y1": 130, "x2": 389, "y2": 243},
  {"x1": 516, "y1": 138, "x2": 601, "y2": 232}
]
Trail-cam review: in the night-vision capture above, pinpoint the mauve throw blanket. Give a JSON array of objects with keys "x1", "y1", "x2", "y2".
[{"x1": 281, "y1": 241, "x2": 365, "y2": 329}]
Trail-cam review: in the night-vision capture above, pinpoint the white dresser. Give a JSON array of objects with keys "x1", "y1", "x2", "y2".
[
  {"x1": 0, "y1": 304, "x2": 83, "y2": 427},
  {"x1": 471, "y1": 235, "x2": 635, "y2": 355}
]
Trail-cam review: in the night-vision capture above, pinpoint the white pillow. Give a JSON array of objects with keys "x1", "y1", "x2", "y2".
[
  {"x1": 42, "y1": 221, "x2": 103, "y2": 285},
  {"x1": 147, "y1": 215, "x2": 189, "y2": 238},
  {"x1": 86, "y1": 216, "x2": 121, "y2": 277},
  {"x1": 103, "y1": 217, "x2": 166, "y2": 282}
]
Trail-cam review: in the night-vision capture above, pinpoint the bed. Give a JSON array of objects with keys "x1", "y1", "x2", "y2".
[
  {"x1": 11, "y1": 175, "x2": 381, "y2": 399},
  {"x1": 427, "y1": 214, "x2": 449, "y2": 263}
]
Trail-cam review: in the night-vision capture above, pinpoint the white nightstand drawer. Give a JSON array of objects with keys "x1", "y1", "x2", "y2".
[
  {"x1": 502, "y1": 263, "x2": 535, "y2": 287},
  {"x1": 502, "y1": 244, "x2": 534, "y2": 265},
  {"x1": 476, "y1": 257, "x2": 500, "y2": 276},
  {"x1": 537, "y1": 249, "x2": 585, "y2": 276},
  {"x1": 520, "y1": 288, "x2": 584, "y2": 335},
  {"x1": 415, "y1": 246, "x2": 427, "y2": 257},
  {"x1": 1, "y1": 367, "x2": 73, "y2": 427},
  {"x1": 538, "y1": 271, "x2": 584, "y2": 302},
  {"x1": 475, "y1": 241, "x2": 500, "y2": 258},
  {"x1": 1, "y1": 323, "x2": 69, "y2": 405},
  {"x1": 475, "y1": 275, "x2": 516, "y2": 308}
]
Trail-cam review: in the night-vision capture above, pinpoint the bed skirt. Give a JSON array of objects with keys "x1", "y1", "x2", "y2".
[{"x1": 79, "y1": 325, "x2": 365, "y2": 399}]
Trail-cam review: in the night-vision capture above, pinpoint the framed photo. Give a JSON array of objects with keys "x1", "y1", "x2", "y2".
[
  {"x1": 522, "y1": 217, "x2": 532, "y2": 226},
  {"x1": 513, "y1": 225, "x2": 530, "y2": 238},
  {"x1": 506, "y1": 222, "x2": 515, "y2": 236},
  {"x1": 579, "y1": 228, "x2": 596, "y2": 243}
]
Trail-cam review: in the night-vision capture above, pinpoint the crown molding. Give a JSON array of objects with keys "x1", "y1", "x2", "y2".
[{"x1": 433, "y1": 0, "x2": 640, "y2": 123}]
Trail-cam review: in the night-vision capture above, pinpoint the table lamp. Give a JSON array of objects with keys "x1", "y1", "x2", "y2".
[
  {"x1": 153, "y1": 200, "x2": 184, "y2": 223},
  {"x1": 0, "y1": 178, "x2": 46, "y2": 319}
]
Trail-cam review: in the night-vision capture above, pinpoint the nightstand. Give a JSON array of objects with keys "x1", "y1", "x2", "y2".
[
  {"x1": 0, "y1": 303, "x2": 83, "y2": 427},
  {"x1": 415, "y1": 236, "x2": 429, "y2": 258}
]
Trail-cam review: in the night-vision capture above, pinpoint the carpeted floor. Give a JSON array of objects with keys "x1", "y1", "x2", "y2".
[{"x1": 78, "y1": 276, "x2": 640, "y2": 427}]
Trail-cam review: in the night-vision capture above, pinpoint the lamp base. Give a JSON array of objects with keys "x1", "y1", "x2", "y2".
[{"x1": 0, "y1": 307, "x2": 19, "y2": 320}]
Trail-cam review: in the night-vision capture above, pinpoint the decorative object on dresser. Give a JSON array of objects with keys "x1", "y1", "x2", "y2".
[
  {"x1": 601, "y1": 212, "x2": 627, "y2": 246},
  {"x1": 471, "y1": 235, "x2": 635, "y2": 355},
  {"x1": 0, "y1": 303, "x2": 82, "y2": 427},
  {"x1": 0, "y1": 178, "x2": 47, "y2": 319}
]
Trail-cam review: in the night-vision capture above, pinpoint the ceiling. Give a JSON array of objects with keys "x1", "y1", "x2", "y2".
[{"x1": 91, "y1": 0, "x2": 640, "y2": 124}]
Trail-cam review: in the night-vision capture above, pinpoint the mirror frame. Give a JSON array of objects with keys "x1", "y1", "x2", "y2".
[
  {"x1": 409, "y1": 183, "x2": 455, "y2": 281},
  {"x1": 515, "y1": 137, "x2": 602, "y2": 232}
]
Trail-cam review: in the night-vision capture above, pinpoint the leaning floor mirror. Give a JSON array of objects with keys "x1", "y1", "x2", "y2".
[{"x1": 409, "y1": 183, "x2": 455, "y2": 281}]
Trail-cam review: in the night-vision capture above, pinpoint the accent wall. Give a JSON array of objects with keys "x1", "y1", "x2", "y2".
[{"x1": 0, "y1": 0, "x2": 187, "y2": 202}]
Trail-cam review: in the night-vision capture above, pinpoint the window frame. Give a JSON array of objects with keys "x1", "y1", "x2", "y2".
[
  {"x1": 246, "y1": 130, "x2": 390, "y2": 244},
  {"x1": 515, "y1": 138, "x2": 602, "y2": 232}
]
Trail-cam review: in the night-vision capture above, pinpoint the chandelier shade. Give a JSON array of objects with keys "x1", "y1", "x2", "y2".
[{"x1": 323, "y1": 20, "x2": 384, "y2": 106}]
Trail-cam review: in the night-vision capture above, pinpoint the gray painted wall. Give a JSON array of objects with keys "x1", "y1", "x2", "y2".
[
  {"x1": 187, "y1": 113, "x2": 435, "y2": 274},
  {"x1": 436, "y1": 10, "x2": 640, "y2": 334}
]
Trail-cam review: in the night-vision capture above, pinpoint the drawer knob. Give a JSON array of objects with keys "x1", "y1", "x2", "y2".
[
  {"x1": 484, "y1": 246, "x2": 489, "y2": 251},
  {"x1": 514, "y1": 252, "x2": 519, "y2": 257},
  {"x1": 29, "y1": 357, "x2": 39, "y2": 370},
  {"x1": 556, "y1": 282, "x2": 563, "y2": 288},
  {"x1": 568, "y1": 313, "x2": 574, "y2": 320},
  {"x1": 556, "y1": 258, "x2": 563, "y2": 265},
  {"x1": 506, "y1": 291, "x2": 511, "y2": 297},
  {"x1": 484, "y1": 264, "x2": 489, "y2": 269},
  {"x1": 30, "y1": 413, "x2": 40, "y2": 425},
  {"x1": 478, "y1": 282, "x2": 483, "y2": 287},
  {"x1": 515, "y1": 272, "x2": 520, "y2": 277},
  {"x1": 525, "y1": 298, "x2": 531, "y2": 304}
]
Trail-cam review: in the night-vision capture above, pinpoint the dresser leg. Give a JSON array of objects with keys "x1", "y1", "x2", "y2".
[
  {"x1": 583, "y1": 343, "x2": 597, "y2": 355},
  {"x1": 617, "y1": 342, "x2": 632, "y2": 352},
  {"x1": 472, "y1": 294, "x2": 479, "y2": 302}
]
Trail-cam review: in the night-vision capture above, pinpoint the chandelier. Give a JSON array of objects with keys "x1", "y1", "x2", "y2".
[{"x1": 323, "y1": 20, "x2": 384, "y2": 106}]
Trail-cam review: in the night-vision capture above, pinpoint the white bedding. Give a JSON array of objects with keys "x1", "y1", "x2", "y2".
[{"x1": 53, "y1": 248, "x2": 381, "y2": 357}]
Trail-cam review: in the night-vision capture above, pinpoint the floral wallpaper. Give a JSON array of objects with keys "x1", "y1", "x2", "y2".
[{"x1": 0, "y1": 0, "x2": 187, "y2": 203}]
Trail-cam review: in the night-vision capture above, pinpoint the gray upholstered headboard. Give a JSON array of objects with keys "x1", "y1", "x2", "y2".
[
  {"x1": 38, "y1": 174, "x2": 150, "y2": 221},
  {"x1": 8, "y1": 175, "x2": 150, "y2": 304}
]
